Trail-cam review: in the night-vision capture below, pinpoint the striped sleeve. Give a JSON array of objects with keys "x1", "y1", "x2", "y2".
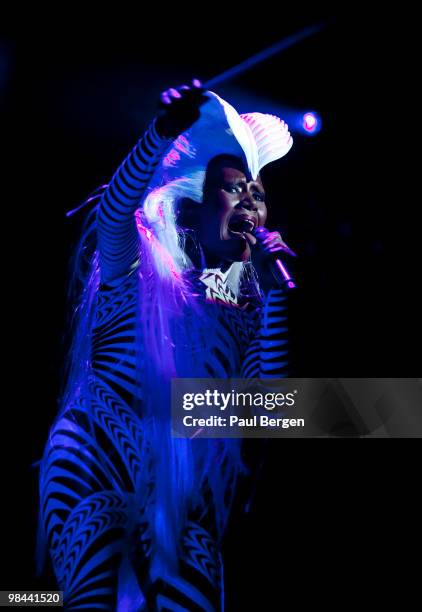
[
  {"x1": 97, "y1": 119, "x2": 171, "y2": 283},
  {"x1": 241, "y1": 288, "x2": 289, "y2": 378}
]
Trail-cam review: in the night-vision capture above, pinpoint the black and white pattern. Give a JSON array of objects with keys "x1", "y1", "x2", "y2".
[{"x1": 39, "y1": 122, "x2": 289, "y2": 610}]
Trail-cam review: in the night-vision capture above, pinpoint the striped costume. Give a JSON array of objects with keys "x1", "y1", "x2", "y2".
[{"x1": 38, "y1": 121, "x2": 288, "y2": 611}]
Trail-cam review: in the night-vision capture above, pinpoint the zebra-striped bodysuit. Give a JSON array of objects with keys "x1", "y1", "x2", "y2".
[{"x1": 39, "y1": 120, "x2": 288, "y2": 610}]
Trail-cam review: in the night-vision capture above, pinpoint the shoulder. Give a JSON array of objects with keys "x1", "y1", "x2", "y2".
[{"x1": 98, "y1": 259, "x2": 140, "y2": 294}]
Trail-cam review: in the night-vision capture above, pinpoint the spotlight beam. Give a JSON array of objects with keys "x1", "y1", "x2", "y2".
[{"x1": 204, "y1": 21, "x2": 328, "y2": 89}]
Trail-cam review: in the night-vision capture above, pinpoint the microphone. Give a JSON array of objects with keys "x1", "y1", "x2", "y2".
[{"x1": 252, "y1": 227, "x2": 297, "y2": 290}]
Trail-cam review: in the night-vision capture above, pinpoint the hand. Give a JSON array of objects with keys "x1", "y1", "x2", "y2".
[
  {"x1": 251, "y1": 227, "x2": 297, "y2": 292},
  {"x1": 155, "y1": 79, "x2": 208, "y2": 139},
  {"x1": 253, "y1": 227, "x2": 297, "y2": 258}
]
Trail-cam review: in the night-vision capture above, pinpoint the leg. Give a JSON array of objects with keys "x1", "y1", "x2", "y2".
[
  {"x1": 39, "y1": 382, "x2": 147, "y2": 610},
  {"x1": 143, "y1": 507, "x2": 223, "y2": 611}
]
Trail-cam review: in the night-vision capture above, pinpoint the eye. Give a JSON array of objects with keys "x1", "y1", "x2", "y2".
[
  {"x1": 224, "y1": 183, "x2": 242, "y2": 194},
  {"x1": 254, "y1": 192, "x2": 265, "y2": 202}
]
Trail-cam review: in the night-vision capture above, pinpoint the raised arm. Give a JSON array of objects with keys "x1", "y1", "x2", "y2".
[
  {"x1": 97, "y1": 80, "x2": 207, "y2": 283},
  {"x1": 97, "y1": 120, "x2": 171, "y2": 283}
]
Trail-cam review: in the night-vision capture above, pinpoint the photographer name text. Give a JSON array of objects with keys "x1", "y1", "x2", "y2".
[{"x1": 182, "y1": 415, "x2": 304, "y2": 429}]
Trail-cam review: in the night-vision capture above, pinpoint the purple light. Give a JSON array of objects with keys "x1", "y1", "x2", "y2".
[{"x1": 303, "y1": 112, "x2": 318, "y2": 133}]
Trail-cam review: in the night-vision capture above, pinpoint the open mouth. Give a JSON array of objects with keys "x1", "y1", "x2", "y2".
[{"x1": 227, "y1": 216, "x2": 256, "y2": 237}]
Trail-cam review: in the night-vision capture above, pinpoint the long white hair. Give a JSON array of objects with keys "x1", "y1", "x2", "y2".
[{"x1": 136, "y1": 169, "x2": 261, "y2": 572}]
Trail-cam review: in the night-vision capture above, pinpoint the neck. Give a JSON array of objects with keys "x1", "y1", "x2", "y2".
[
  {"x1": 200, "y1": 245, "x2": 232, "y2": 272},
  {"x1": 185, "y1": 238, "x2": 232, "y2": 273}
]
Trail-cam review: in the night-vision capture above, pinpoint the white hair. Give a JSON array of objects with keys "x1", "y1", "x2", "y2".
[{"x1": 138, "y1": 169, "x2": 249, "y2": 297}]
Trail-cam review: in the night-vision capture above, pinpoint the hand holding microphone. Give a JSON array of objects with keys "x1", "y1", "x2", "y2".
[{"x1": 251, "y1": 226, "x2": 297, "y2": 291}]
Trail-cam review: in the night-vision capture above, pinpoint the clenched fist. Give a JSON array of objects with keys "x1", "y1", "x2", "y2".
[{"x1": 155, "y1": 79, "x2": 208, "y2": 139}]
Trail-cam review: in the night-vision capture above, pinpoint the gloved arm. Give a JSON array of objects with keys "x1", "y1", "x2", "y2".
[
  {"x1": 97, "y1": 80, "x2": 207, "y2": 283},
  {"x1": 242, "y1": 286, "x2": 289, "y2": 378},
  {"x1": 242, "y1": 229, "x2": 293, "y2": 377}
]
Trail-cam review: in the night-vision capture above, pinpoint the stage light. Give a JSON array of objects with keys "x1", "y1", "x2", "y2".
[
  {"x1": 302, "y1": 112, "x2": 319, "y2": 133},
  {"x1": 204, "y1": 22, "x2": 327, "y2": 89}
]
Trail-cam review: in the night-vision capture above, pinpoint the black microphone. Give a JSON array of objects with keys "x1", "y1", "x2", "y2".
[{"x1": 252, "y1": 227, "x2": 297, "y2": 290}]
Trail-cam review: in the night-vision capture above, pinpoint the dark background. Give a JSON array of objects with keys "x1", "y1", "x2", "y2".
[{"x1": 1, "y1": 7, "x2": 419, "y2": 609}]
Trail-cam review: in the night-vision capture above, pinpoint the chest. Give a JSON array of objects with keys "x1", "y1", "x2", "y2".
[{"x1": 94, "y1": 270, "x2": 259, "y2": 379}]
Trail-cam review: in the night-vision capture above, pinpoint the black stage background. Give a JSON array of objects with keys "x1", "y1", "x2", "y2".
[{"x1": 1, "y1": 8, "x2": 419, "y2": 609}]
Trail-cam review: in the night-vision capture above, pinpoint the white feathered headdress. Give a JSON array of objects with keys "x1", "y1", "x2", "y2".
[{"x1": 149, "y1": 91, "x2": 293, "y2": 188}]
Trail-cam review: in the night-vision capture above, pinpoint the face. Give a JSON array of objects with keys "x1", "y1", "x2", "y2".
[{"x1": 197, "y1": 157, "x2": 268, "y2": 265}]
